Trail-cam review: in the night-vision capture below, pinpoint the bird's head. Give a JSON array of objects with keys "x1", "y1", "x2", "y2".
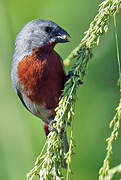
[{"x1": 15, "y1": 19, "x2": 70, "y2": 57}]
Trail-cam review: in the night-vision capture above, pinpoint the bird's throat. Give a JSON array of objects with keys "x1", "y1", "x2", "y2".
[{"x1": 32, "y1": 43, "x2": 56, "y2": 59}]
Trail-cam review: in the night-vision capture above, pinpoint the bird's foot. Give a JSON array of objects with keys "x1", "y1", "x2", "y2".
[
  {"x1": 66, "y1": 70, "x2": 83, "y2": 85},
  {"x1": 48, "y1": 119, "x2": 56, "y2": 132}
]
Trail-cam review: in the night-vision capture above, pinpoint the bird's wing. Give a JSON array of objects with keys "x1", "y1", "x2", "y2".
[{"x1": 17, "y1": 89, "x2": 30, "y2": 112}]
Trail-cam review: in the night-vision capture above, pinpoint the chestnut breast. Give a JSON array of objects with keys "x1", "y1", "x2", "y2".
[{"x1": 17, "y1": 46, "x2": 66, "y2": 111}]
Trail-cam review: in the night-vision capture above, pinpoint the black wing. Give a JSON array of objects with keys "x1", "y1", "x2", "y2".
[{"x1": 17, "y1": 89, "x2": 29, "y2": 112}]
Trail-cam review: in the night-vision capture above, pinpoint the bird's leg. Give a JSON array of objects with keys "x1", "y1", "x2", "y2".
[
  {"x1": 43, "y1": 116, "x2": 56, "y2": 137},
  {"x1": 43, "y1": 121, "x2": 50, "y2": 136}
]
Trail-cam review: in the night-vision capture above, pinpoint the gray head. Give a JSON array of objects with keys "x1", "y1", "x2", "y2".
[{"x1": 14, "y1": 19, "x2": 70, "y2": 60}]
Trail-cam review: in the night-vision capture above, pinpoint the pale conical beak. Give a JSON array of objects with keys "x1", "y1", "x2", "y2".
[{"x1": 52, "y1": 28, "x2": 71, "y2": 43}]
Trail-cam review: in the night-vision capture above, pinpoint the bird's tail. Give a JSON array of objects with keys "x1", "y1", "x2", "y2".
[
  {"x1": 43, "y1": 121, "x2": 69, "y2": 168},
  {"x1": 61, "y1": 131, "x2": 69, "y2": 168},
  {"x1": 62, "y1": 131, "x2": 69, "y2": 153}
]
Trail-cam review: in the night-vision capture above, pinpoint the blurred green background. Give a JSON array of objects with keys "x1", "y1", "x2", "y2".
[{"x1": 0, "y1": 0, "x2": 121, "y2": 179}]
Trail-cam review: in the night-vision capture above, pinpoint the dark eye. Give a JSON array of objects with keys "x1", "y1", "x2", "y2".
[{"x1": 45, "y1": 26, "x2": 52, "y2": 33}]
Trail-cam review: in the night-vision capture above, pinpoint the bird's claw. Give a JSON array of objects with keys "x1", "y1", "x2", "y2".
[
  {"x1": 48, "y1": 119, "x2": 56, "y2": 132},
  {"x1": 66, "y1": 70, "x2": 83, "y2": 85}
]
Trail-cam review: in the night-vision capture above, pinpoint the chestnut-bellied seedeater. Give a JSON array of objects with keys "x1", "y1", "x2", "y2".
[{"x1": 11, "y1": 19, "x2": 70, "y2": 153}]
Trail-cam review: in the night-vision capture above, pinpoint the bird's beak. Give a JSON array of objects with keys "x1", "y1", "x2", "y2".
[{"x1": 52, "y1": 29, "x2": 71, "y2": 43}]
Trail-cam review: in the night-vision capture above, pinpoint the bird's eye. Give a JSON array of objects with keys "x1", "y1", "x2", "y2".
[{"x1": 45, "y1": 26, "x2": 52, "y2": 33}]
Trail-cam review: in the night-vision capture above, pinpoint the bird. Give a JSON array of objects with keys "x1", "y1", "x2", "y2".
[{"x1": 11, "y1": 19, "x2": 70, "y2": 154}]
